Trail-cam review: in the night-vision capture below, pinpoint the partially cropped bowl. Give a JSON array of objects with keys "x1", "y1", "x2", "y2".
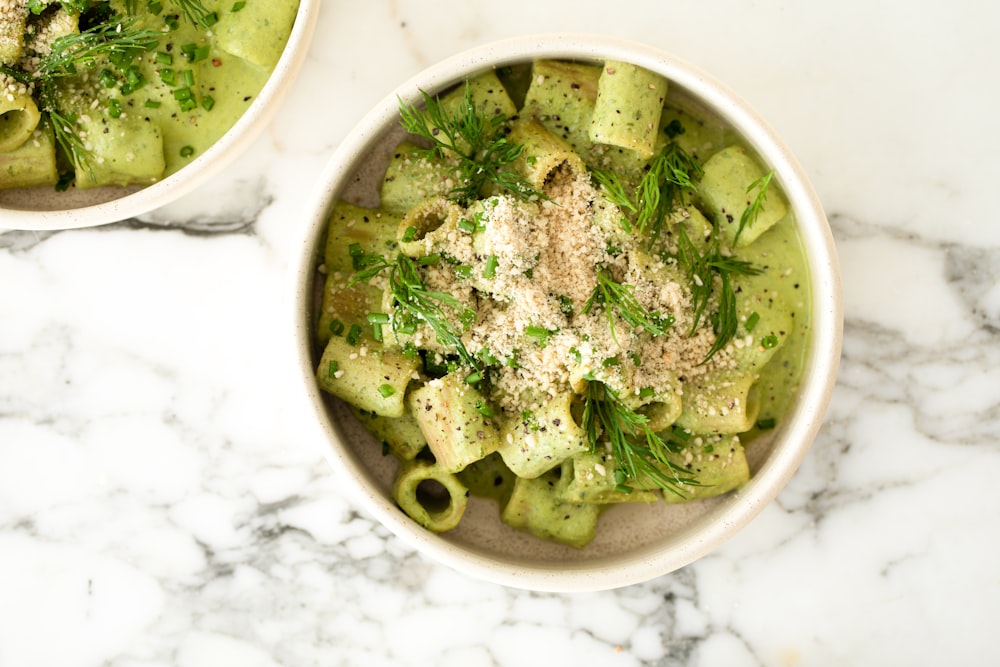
[
  {"x1": 291, "y1": 34, "x2": 842, "y2": 592},
  {"x1": 0, "y1": 0, "x2": 318, "y2": 231}
]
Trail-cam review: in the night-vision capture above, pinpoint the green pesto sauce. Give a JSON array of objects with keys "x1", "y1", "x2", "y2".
[{"x1": 739, "y1": 211, "x2": 812, "y2": 429}]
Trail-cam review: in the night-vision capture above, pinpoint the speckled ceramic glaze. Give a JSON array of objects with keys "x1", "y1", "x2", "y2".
[
  {"x1": 0, "y1": 0, "x2": 319, "y2": 231},
  {"x1": 291, "y1": 34, "x2": 842, "y2": 592}
]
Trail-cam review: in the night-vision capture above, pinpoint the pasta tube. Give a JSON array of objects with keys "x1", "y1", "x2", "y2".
[
  {"x1": 500, "y1": 461, "x2": 600, "y2": 548},
  {"x1": 506, "y1": 118, "x2": 587, "y2": 190},
  {"x1": 316, "y1": 336, "x2": 419, "y2": 418},
  {"x1": 588, "y1": 60, "x2": 668, "y2": 159},
  {"x1": 698, "y1": 145, "x2": 789, "y2": 248},
  {"x1": 497, "y1": 392, "x2": 589, "y2": 479},
  {"x1": 0, "y1": 87, "x2": 41, "y2": 153},
  {"x1": 392, "y1": 459, "x2": 468, "y2": 532},
  {"x1": 561, "y1": 451, "x2": 658, "y2": 504},
  {"x1": 380, "y1": 141, "x2": 454, "y2": 216},
  {"x1": 641, "y1": 434, "x2": 750, "y2": 503},
  {"x1": 407, "y1": 372, "x2": 500, "y2": 473},
  {"x1": 214, "y1": 0, "x2": 299, "y2": 68},
  {"x1": 0, "y1": 125, "x2": 58, "y2": 190}
]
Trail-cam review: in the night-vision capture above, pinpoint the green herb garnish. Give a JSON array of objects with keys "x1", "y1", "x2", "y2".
[
  {"x1": 733, "y1": 170, "x2": 775, "y2": 245},
  {"x1": 36, "y1": 19, "x2": 160, "y2": 80},
  {"x1": 674, "y1": 225, "x2": 761, "y2": 362},
  {"x1": 398, "y1": 82, "x2": 542, "y2": 205},
  {"x1": 174, "y1": 0, "x2": 218, "y2": 27},
  {"x1": 350, "y1": 253, "x2": 479, "y2": 370},
  {"x1": 581, "y1": 376, "x2": 696, "y2": 496},
  {"x1": 583, "y1": 268, "x2": 673, "y2": 343},
  {"x1": 634, "y1": 142, "x2": 703, "y2": 244}
]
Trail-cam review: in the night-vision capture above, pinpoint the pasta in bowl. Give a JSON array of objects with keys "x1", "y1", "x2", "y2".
[
  {"x1": 0, "y1": 0, "x2": 318, "y2": 230},
  {"x1": 292, "y1": 35, "x2": 842, "y2": 591}
]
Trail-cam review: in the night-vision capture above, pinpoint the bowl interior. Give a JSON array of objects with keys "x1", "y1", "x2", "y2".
[
  {"x1": 293, "y1": 34, "x2": 842, "y2": 591},
  {"x1": 0, "y1": 0, "x2": 319, "y2": 231}
]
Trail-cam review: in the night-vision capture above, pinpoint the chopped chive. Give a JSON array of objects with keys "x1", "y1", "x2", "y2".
[
  {"x1": 327, "y1": 360, "x2": 339, "y2": 378},
  {"x1": 761, "y1": 334, "x2": 779, "y2": 349},
  {"x1": 367, "y1": 312, "x2": 390, "y2": 324},
  {"x1": 745, "y1": 311, "x2": 760, "y2": 333},
  {"x1": 756, "y1": 417, "x2": 776, "y2": 430},
  {"x1": 417, "y1": 253, "x2": 441, "y2": 266},
  {"x1": 231, "y1": 1, "x2": 246, "y2": 11},
  {"x1": 144, "y1": 99, "x2": 161, "y2": 108},
  {"x1": 179, "y1": 98, "x2": 197, "y2": 112},
  {"x1": 200, "y1": 11, "x2": 219, "y2": 27},
  {"x1": 179, "y1": 145, "x2": 195, "y2": 158},
  {"x1": 159, "y1": 68, "x2": 175, "y2": 86},
  {"x1": 183, "y1": 69, "x2": 195, "y2": 87},
  {"x1": 638, "y1": 387, "x2": 655, "y2": 398},
  {"x1": 201, "y1": 95, "x2": 215, "y2": 111},
  {"x1": 465, "y1": 371, "x2": 482, "y2": 385},
  {"x1": 377, "y1": 384, "x2": 395, "y2": 398},
  {"x1": 602, "y1": 356, "x2": 620, "y2": 367},
  {"x1": 371, "y1": 322, "x2": 383, "y2": 342},
  {"x1": 147, "y1": 0, "x2": 163, "y2": 14},
  {"x1": 107, "y1": 98, "x2": 122, "y2": 119},
  {"x1": 346, "y1": 324, "x2": 363, "y2": 345},
  {"x1": 458, "y1": 217, "x2": 477, "y2": 233},
  {"x1": 568, "y1": 347, "x2": 582, "y2": 363},
  {"x1": 99, "y1": 69, "x2": 116, "y2": 88},
  {"x1": 454, "y1": 265, "x2": 473, "y2": 279},
  {"x1": 172, "y1": 86, "x2": 192, "y2": 101},
  {"x1": 615, "y1": 484, "x2": 634, "y2": 494},
  {"x1": 400, "y1": 226, "x2": 417, "y2": 243},
  {"x1": 475, "y1": 401, "x2": 494, "y2": 418},
  {"x1": 483, "y1": 254, "x2": 498, "y2": 279},
  {"x1": 180, "y1": 43, "x2": 197, "y2": 61},
  {"x1": 194, "y1": 45, "x2": 210, "y2": 62},
  {"x1": 164, "y1": 15, "x2": 179, "y2": 30},
  {"x1": 328, "y1": 318, "x2": 345, "y2": 336},
  {"x1": 156, "y1": 51, "x2": 173, "y2": 65}
]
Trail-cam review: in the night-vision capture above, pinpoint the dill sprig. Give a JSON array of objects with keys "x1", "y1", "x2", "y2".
[
  {"x1": 733, "y1": 169, "x2": 775, "y2": 245},
  {"x1": 36, "y1": 18, "x2": 160, "y2": 79},
  {"x1": 591, "y1": 142, "x2": 703, "y2": 244},
  {"x1": 674, "y1": 224, "x2": 761, "y2": 362},
  {"x1": 583, "y1": 268, "x2": 673, "y2": 343},
  {"x1": 173, "y1": 0, "x2": 219, "y2": 27},
  {"x1": 634, "y1": 142, "x2": 703, "y2": 244},
  {"x1": 351, "y1": 252, "x2": 479, "y2": 370},
  {"x1": 46, "y1": 107, "x2": 94, "y2": 182},
  {"x1": 581, "y1": 376, "x2": 696, "y2": 496},
  {"x1": 398, "y1": 83, "x2": 542, "y2": 205},
  {"x1": 591, "y1": 168, "x2": 636, "y2": 213}
]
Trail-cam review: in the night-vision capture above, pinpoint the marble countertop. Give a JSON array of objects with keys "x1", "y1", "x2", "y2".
[{"x1": 2, "y1": 1, "x2": 998, "y2": 665}]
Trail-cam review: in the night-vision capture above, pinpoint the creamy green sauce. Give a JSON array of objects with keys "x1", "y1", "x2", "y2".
[{"x1": 739, "y1": 209, "x2": 812, "y2": 427}]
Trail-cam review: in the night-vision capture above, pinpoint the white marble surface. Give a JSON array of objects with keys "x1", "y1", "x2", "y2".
[{"x1": 2, "y1": 1, "x2": 999, "y2": 665}]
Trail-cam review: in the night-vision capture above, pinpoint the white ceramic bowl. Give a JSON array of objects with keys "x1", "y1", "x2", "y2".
[
  {"x1": 291, "y1": 34, "x2": 842, "y2": 592},
  {"x1": 0, "y1": 0, "x2": 319, "y2": 231}
]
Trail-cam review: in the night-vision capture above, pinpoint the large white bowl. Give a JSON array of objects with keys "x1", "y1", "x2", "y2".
[
  {"x1": 0, "y1": 0, "x2": 319, "y2": 231},
  {"x1": 291, "y1": 34, "x2": 842, "y2": 592}
]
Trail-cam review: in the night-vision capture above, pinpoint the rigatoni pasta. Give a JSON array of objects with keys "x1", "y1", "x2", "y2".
[{"x1": 312, "y1": 60, "x2": 811, "y2": 547}]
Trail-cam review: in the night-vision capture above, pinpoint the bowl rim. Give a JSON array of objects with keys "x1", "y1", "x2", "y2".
[
  {"x1": 0, "y1": 0, "x2": 320, "y2": 232},
  {"x1": 291, "y1": 33, "x2": 843, "y2": 592}
]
